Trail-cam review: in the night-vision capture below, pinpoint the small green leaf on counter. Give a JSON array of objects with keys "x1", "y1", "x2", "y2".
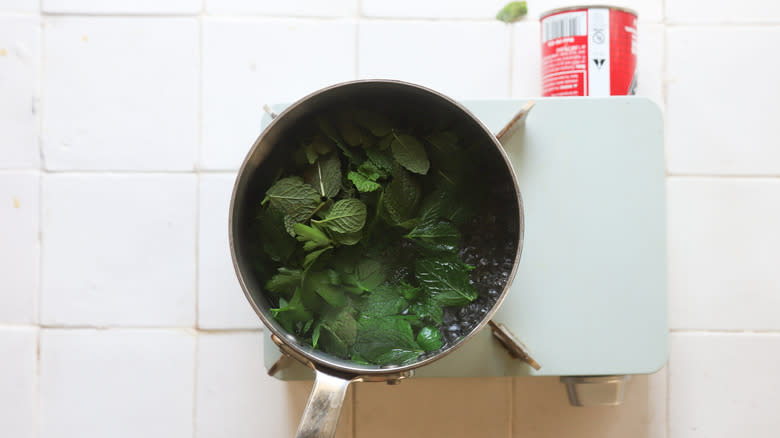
[{"x1": 496, "y1": 1, "x2": 528, "y2": 23}]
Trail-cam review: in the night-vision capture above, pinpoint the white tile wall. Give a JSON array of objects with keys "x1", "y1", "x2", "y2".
[
  {"x1": 0, "y1": 16, "x2": 40, "y2": 169},
  {"x1": 198, "y1": 173, "x2": 259, "y2": 329},
  {"x1": 196, "y1": 332, "x2": 353, "y2": 438},
  {"x1": 205, "y1": 0, "x2": 357, "y2": 16},
  {"x1": 42, "y1": 0, "x2": 200, "y2": 14},
  {"x1": 0, "y1": 327, "x2": 37, "y2": 438},
  {"x1": 201, "y1": 18, "x2": 357, "y2": 170},
  {"x1": 41, "y1": 17, "x2": 199, "y2": 171},
  {"x1": 1, "y1": 0, "x2": 779, "y2": 436},
  {"x1": 669, "y1": 333, "x2": 780, "y2": 438},
  {"x1": 666, "y1": 27, "x2": 780, "y2": 175},
  {"x1": 0, "y1": 172, "x2": 39, "y2": 324},
  {"x1": 358, "y1": 21, "x2": 511, "y2": 100},
  {"x1": 667, "y1": 0, "x2": 780, "y2": 23},
  {"x1": 40, "y1": 329, "x2": 195, "y2": 438},
  {"x1": 667, "y1": 177, "x2": 780, "y2": 330},
  {"x1": 0, "y1": 0, "x2": 37, "y2": 12},
  {"x1": 511, "y1": 21, "x2": 542, "y2": 98},
  {"x1": 41, "y1": 174, "x2": 196, "y2": 327},
  {"x1": 362, "y1": 0, "x2": 508, "y2": 19}
]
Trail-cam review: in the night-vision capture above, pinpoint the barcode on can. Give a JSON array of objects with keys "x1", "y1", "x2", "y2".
[{"x1": 542, "y1": 11, "x2": 587, "y2": 42}]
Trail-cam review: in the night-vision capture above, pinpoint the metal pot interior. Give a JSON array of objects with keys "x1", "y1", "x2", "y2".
[{"x1": 229, "y1": 80, "x2": 523, "y2": 375}]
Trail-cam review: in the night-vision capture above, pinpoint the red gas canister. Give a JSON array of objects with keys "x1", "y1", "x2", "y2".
[{"x1": 540, "y1": 6, "x2": 637, "y2": 96}]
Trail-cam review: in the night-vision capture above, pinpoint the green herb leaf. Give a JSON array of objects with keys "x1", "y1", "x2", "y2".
[
  {"x1": 398, "y1": 281, "x2": 422, "y2": 301},
  {"x1": 496, "y1": 1, "x2": 528, "y2": 23},
  {"x1": 355, "y1": 110, "x2": 393, "y2": 137},
  {"x1": 354, "y1": 259, "x2": 386, "y2": 291},
  {"x1": 332, "y1": 229, "x2": 363, "y2": 246},
  {"x1": 304, "y1": 143, "x2": 319, "y2": 164},
  {"x1": 312, "y1": 154, "x2": 341, "y2": 198},
  {"x1": 311, "y1": 134, "x2": 334, "y2": 155},
  {"x1": 293, "y1": 223, "x2": 332, "y2": 252},
  {"x1": 391, "y1": 133, "x2": 430, "y2": 175},
  {"x1": 314, "y1": 282, "x2": 347, "y2": 307},
  {"x1": 263, "y1": 176, "x2": 321, "y2": 215},
  {"x1": 265, "y1": 268, "x2": 302, "y2": 297},
  {"x1": 376, "y1": 135, "x2": 393, "y2": 151},
  {"x1": 304, "y1": 246, "x2": 332, "y2": 270},
  {"x1": 270, "y1": 287, "x2": 313, "y2": 332},
  {"x1": 405, "y1": 221, "x2": 460, "y2": 252},
  {"x1": 354, "y1": 315, "x2": 422, "y2": 365},
  {"x1": 410, "y1": 297, "x2": 444, "y2": 325},
  {"x1": 357, "y1": 161, "x2": 387, "y2": 180},
  {"x1": 366, "y1": 148, "x2": 394, "y2": 172},
  {"x1": 347, "y1": 171, "x2": 381, "y2": 192},
  {"x1": 382, "y1": 167, "x2": 421, "y2": 225},
  {"x1": 312, "y1": 198, "x2": 367, "y2": 233},
  {"x1": 416, "y1": 326, "x2": 444, "y2": 351},
  {"x1": 415, "y1": 258, "x2": 478, "y2": 307},
  {"x1": 318, "y1": 308, "x2": 358, "y2": 357},
  {"x1": 355, "y1": 284, "x2": 407, "y2": 317},
  {"x1": 337, "y1": 112, "x2": 365, "y2": 147},
  {"x1": 257, "y1": 209, "x2": 296, "y2": 262}
]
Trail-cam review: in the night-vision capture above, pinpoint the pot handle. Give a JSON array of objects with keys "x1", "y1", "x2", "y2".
[{"x1": 295, "y1": 369, "x2": 352, "y2": 438}]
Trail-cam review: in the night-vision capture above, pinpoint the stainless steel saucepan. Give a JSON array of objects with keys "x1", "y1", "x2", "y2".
[{"x1": 229, "y1": 80, "x2": 524, "y2": 438}]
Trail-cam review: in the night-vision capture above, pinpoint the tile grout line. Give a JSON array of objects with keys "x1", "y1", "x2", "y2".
[
  {"x1": 36, "y1": 3, "x2": 44, "y2": 433},
  {"x1": 192, "y1": 331, "x2": 200, "y2": 438}
]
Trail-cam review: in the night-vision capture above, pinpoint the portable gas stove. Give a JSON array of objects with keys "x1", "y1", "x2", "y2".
[{"x1": 259, "y1": 97, "x2": 667, "y2": 406}]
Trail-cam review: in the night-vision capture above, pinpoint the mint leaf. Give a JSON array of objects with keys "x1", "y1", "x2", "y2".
[
  {"x1": 399, "y1": 281, "x2": 421, "y2": 301},
  {"x1": 391, "y1": 133, "x2": 430, "y2": 175},
  {"x1": 303, "y1": 246, "x2": 332, "y2": 270},
  {"x1": 415, "y1": 258, "x2": 478, "y2": 307},
  {"x1": 311, "y1": 134, "x2": 334, "y2": 155},
  {"x1": 366, "y1": 148, "x2": 394, "y2": 172},
  {"x1": 312, "y1": 198, "x2": 367, "y2": 234},
  {"x1": 354, "y1": 259, "x2": 386, "y2": 291},
  {"x1": 410, "y1": 297, "x2": 443, "y2": 325},
  {"x1": 263, "y1": 176, "x2": 321, "y2": 215},
  {"x1": 312, "y1": 154, "x2": 341, "y2": 198},
  {"x1": 257, "y1": 209, "x2": 296, "y2": 262},
  {"x1": 270, "y1": 287, "x2": 313, "y2": 332},
  {"x1": 348, "y1": 171, "x2": 381, "y2": 192},
  {"x1": 405, "y1": 221, "x2": 460, "y2": 252},
  {"x1": 332, "y1": 229, "x2": 362, "y2": 246},
  {"x1": 355, "y1": 110, "x2": 393, "y2": 137},
  {"x1": 376, "y1": 135, "x2": 393, "y2": 151},
  {"x1": 318, "y1": 308, "x2": 358, "y2": 357},
  {"x1": 416, "y1": 326, "x2": 444, "y2": 351},
  {"x1": 354, "y1": 316, "x2": 422, "y2": 365},
  {"x1": 293, "y1": 223, "x2": 332, "y2": 251},
  {"x1": 356, "y1": 161, "x2": 387, "y2": 180},
  {"x1": 265, "y1": 268, "x2": 302, "y2": 297},
  {"x1": 382, "y1": 167, "x2": 421, "y2": 225},
  {"x1": 337, "y1": 112, "x2": 365, "y2": 147},
  {"x1": 315, "y1": 283, "x2": 347, "y2": 307},
  {"x1": 355, "y1": 285, "x2": 407, "y2": 317},
  {"x1": 496, "y1": 1, "x2": 528, "y2": 23}
]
